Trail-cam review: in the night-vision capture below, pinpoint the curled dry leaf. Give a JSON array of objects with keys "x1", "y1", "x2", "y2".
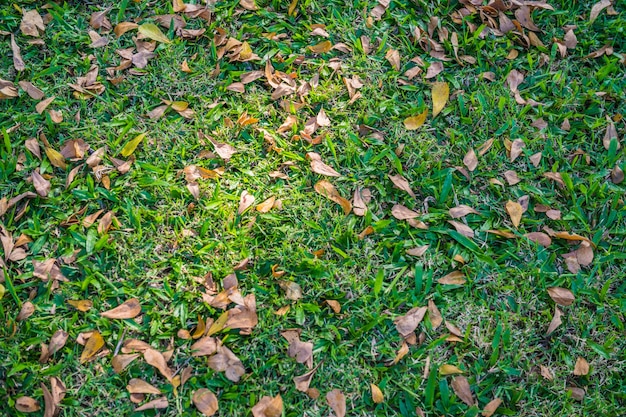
[
  {"x1": 144, "y1": 348, "x2": 174, "y2": 382},
  {"x1": 391, "y1": 204, "x2": 419, "y2": 220},
  {"x1": 21, "y1": 10, "x2": 45, "y2": 37},
  {"x1": 15, "y1": 396, "x2": 40, "y2": 413},
  {"x1": 394, "y1": 306, "x2": 427, "y2": 339},
  {"x1": 310, "y1": 159, "x2": 340, "y2": 177},
  {"x1": 463, "y1": 148, "x2": 478, "y2": 171},
  {"x1": 32, "y1": 171, "x2": 50, "y2": 197},
  {"x1": 207, "y1": 344, "x2": 245, "y2": 382},
  {"x1": 134, "y1": 396, "x2": 168, "y2": 412},
  {"x1": 80, "y1": 330, "x2": 105, "y2": 363},
  {"x1": 406, "y1": 245, "x2": 429, "y2": 257},
  {"x1": 352, "y1": 188, "x2": 369, "y2": 216},
  {"x1": 238, "y1": 191, "x2": 255, "y2": 214},
  {"x1": 385, "y1": 49, "x2": 401, "y2": 70},
  {"x1": 428, "y1": 299, "x2": 443, "y2": 329},
  {"x1": 112, "y1": 353, "x2": 140, "y2": 373},
  {"x1": 371, "y1": 384, "x2": 384, "y2": 404},
  {"x1": 547, "y1": 287, "x2": 575, "y2": 306},
  {"x1": 193, "y1": 388, "x2": 219, "y2": 416},
  {"x1": 294, "y1": 365, "x2": 318, "y2": 392},
  {"x1": 574, "y1": 357, "x2": 589, "y2": 376},
  {"x1": 432, "y1": 82, "x2": 449, "y2": 117},
  {"x1": 100, "y1": 298, "x2": 141, "y2": 319},
  {"x1": 482, "y1": 398, "x2": 502, "y2": 417},
  {"x1": 448, "y1": 220, "x2": 474, "y2": 238},
  {"x1": 525, "y1": 232, "x2": 551, "y2": 247},
  {"x1": 590, "y1": 0, "x2": 612, "y2": 24},
  {"x1": 540, "y1": 364, "x2": 554, "y2": 380},
  {"x1": 449, "y1": 205, "x2": 478, "y2": 218},
  {"x1": 326, "y1": 389, "x2": 346, "y2": 417},
  {"x1": 438, "y1": 271, "x2": 466, "y2": 285},
  {"x1": 388, "y1": 174, "x2": 416, "y2": 198},
  {"x1": 251, "y1": 394, "x2": 283, "y2": 417},
  {"x1": 40, "y1": 330, "x2": 68, "y2": 362},
  {"x1": 510, "y1": 139, "x2": 525, "y2": 162},
  {"x1": 17, "y1": 301, "x2": 35, "y2": 321},
  {"x1": 282, "y1": 330, "x2": 313, "y2": 368},
  {"x1": 278, "y1": 280, "x2": 302, "y2": 301},
  {"x1": 127, "y1": 378, "x2": 161, "y2": 395},
  {"x1": 451, "y1": 376, "x2": 474, "y2": 406},
  {"x1": 256, "y1": 196, "x2": 276, "y2": 213},
  {"x1": 314, "y1": 180, "x2": 351, "y2": 214},
  {"x1": 191, "y1": 336, "x2": 218, "y2": 357},
  {"x1": 546, "y1": 306, "x2": 562, "y2": 335}
]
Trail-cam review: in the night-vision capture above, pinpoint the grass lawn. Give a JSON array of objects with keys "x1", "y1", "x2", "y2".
[{"x1": 1, "y1": 0, "x2": 625, "y2": 415}]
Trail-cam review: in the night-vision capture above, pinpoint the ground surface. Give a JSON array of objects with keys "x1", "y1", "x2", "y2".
[{"x1": 1, "y1": 0, "x2": 625, "y2": 416}]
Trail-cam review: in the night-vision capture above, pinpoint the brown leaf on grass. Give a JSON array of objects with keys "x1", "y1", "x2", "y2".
[
  {"x1": 406, "y1": 245, "x2": 429, "y2": 257},
  {"x1": 515, "y1": 6, "x2": 540, "y2": 31},
  {"x1": 11, "y1": 35, "x2": 25, "y2": 72},
  {"x1": 240, "y1": 0, "x2": 259, "y2": 11},
  {"x1": 0, "y1": 78, "x2": 19, "y2": 99},
  {"x1": 352, "y1": 188, "x2": 369, "y2": 217},
  {"x1": 45, "y1": 146, "x2": 67, "y2": 170},
  {"x1": 127, "y1": 378, "x2": 161, "y2": 395},
  {"x1": 547, "y1": 287, "x2": 575, "y2": 306},
  {"x1": 603, "y1": 120, "x2": 620, "y2": 150},
  {"x1": 42, "y1": 382, "x2": 55, "y2": 417},
  {"x1": 205, "y1": 135, "x2": 237, "y2": 161},
  {"x1": 134, "y1": 397, "x2": 168, "y2": 412},
  {"x1": 389, "y1": 174, "x2": 416, "y2": 198},
  {"x1": 112, "y1": 353, "x2": 140, "y2": 373},
  {"x1": 24, "y1": 137, "x2": 42, "y2": 158},
  {"x1": 482, "y1": 398, "x2": 502, "y2": 417},
  {"x1": 463, "y1": 148, "x2": 478, "y2": 171},
  {"x1": 566, "y1": 387, "x2": 585, "y2": 401},
  {"x1": 191, "y1": 336, "x2": 218, "y2": 357},
  {"x1": 207, "y1": 344, "x2": 245, "y2": 382},
  {"x1": 17, "y1": 301, "x2": 35, "y2": 321},
  {"x1": 309, "y1": 155, "x2": 340, "y2": 177},
  {"x1": 144, "y1": 348, "x2": 174, "y2": 382},
  {"x1": 90, "y1": 10, "x2": 112, "y2": 31},
  {"x1": 385, "y1": 49, "x2": 401, "y2": 70},
  {"x1": 576, "y1": 242, "x2": 594, "y2": 266},
  {"x1": 439, "y1": 364, "x2": 463, "y2": 375},
  {"x1": 371, "y1": 384, "x2": 384, "y2": 404},
  {"x1": 326, "y1": 389, "x2": 346, "y2": 417},
  {"x1": 390, "y1": 341, "x2": 409, "y2": 365},
  {"x1": 449, "y1": 205, "x2": 479, "y2": 218},
  {"x1": 36, "y1": 96, "x2": 55, "y2": 114},
  {"x1": 80, "y1": 330, "x2": 105, "y2": 363},
  {"x1": 394, "y1": 306, "x2": 427, "y2": 339},
  {"x1": 448, "y1": 220, "x2": 474, "y2": 238},
  {"x1": 238, "y1": 190, "x2": 255, "y2": 214},
  {"x1": 525, "y1": 232, "x2": 551, "y2": 247},
  {"x1": 505, "y1": 200, "x2": 523, "y2": 228},
  {"x1": 546, "y1": 306, "x2": 562, "y2": 335},
  {"x1": 428, "y1": 300, "x2": 443, "y2": 329},
  {"x1": 452, "y1": 376, "x2": 474, "y2": 406},
  {"x1": 293, "y1": 364, "x2": 319, "y2": 392},
  {"x1": 225, "y1": 294, "x2": 258, "y2": 334},
  {"x1": 504, "y1": 170, "x2": 521, "y2": 186},
  {"x1": 114, "y1": 22, "x2": 138, "y2": 37},
  {"x1": 425, "y1": 61, "x2": 443, "y2": 79},
  {"x1": 282, "y1": 330, "x2": 313, "y2": 368},
  {"x1": 101, "y1": 298, "x2": 141, "y2": 319},
  {"x1": 432, "y1": 82, "x2": 449, "y2": 117},
  {"x1": 21, "y1": 10, "x2": 45, "y2": 37},
  {"x1": 590, "y1": 0, "x2": 612, "y2": 24},
  {"x1": 251, "y1": 395, "x2": 283, "y2": 417},
  {"x1": 16, "y1": 396, "x2": 40, "y2": 413},
  {"x1": 316, "y1": 107, "x2": 331, "y2": 127},
  {"x1": 391, "y1": 204, "x2": 419, "y2": 220},
  {"x1": 540, "y1": 364, "x2": 554, "y2": 380},
  {"x1": 256, "y1": 196, "x2": 276, "y2": 213},
  {"x1": 308, "y1": 40, "x2": 332, "y2": 53},
  {"x1": 404, "y1": 110, "x2": 428, "y2": 130},
  {"x1": 193, "y1": 389, "x2": 219, "y2": 416},
  {"x1": 278, "y1": 280, "x2": 302, "y2": 301},
  {"x1": 314, "y1": 180, "x2": 351, "y2": 214},
  {"x1": 40, "y1": 330, "x2": 69, "y2": 362},
  {"x1": 510, "y1": 139, "x2": 525, "y2": 162},
  {"x1": 438, "y1": 271, "x2": 466, "y2": 285},
  {"x1": 574, "y1": 357, "x2": 590, "y2": 376},
  {"x1": 67, "y1": 299, "x2": 93, "y2": 312},
  {"x1": 506, "y1": 70, "x2": 524, "y2": 93},
  {"x1": 32, "y1": 171, "x2": 51, "y2": 197}
]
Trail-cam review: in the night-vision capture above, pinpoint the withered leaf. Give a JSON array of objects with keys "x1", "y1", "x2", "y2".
[
  {"x1": 138, "y1": 23, "x2": 171, "y2": 44},
  {"x1": 449, "y1": 205, "x2": 479, "y2": 218},
  {"x1": 463, "y1": 148, "x2": 478, "y2": 171},
  {"x1": 567, "y1": 387, "x2": 585, "y2": 401},
  {"x1": 17, "y1": 301, "x2": 35, "y2": 321},
  {"x1": 590, "y1": 0, "x2": 612, "y2": 24},
  {"x1": 314, "y1": 180, "x2": 351, "y2": 214},
  {"x1": 32, "y1": 171, "x2": 50, "y2": 197},
  {"x1": 394, "y1": 306, "x2": 427, "y2": 339},
  {"x1": 112, "y1": 353, "x2": 140, "y2": 373},
  {"x1": 21, "y1": 10, "x2": 45, "y2": 37},
  {"x1": 448, "y1": 220, "x2": 474, "y2": 238},
  {"x1": 11, "y1": 35, "x2": 25, "y2": 72},
  {"x1": 144, "y1": 348, "x2": 174, "y2": 382},
  {"x1": 482, "y1": 398, "x2": 502, "y2": 417},
  {"x1": 193, "y1": 389, "x2": 219, "y2": 416},
  {"x1": 525, "y1": 232, "x2": 551, "y2": 247},
  {"x1": 432, "y1": 82, "x2": 449, "y2": 117},
  {"x1": 293, "y1": 366, "x2": 318, "y2": 392},
  {"x1": 406, "y1": 245, "x2": 429, "y2": 257},
  {"x1": 326, "y1": 389, "x2": 346, "y2": 417},
  {"x1": 134, "y1": 397, "x2": 168, "y2": 412},
  {"x1": 15, "y1": 396, "x2": 41, "y2": 413},
  {"x1": 506, "y1": 70, "x2": 524, "y2": 93},
  {"x1": 546, "y1": 306, "x2": 562, "y2": 335},
  {"x1": 191, "y1": 336, "x2": 218, "y2": 357},
  {"x1": 391, "y1": 341, "x2": 409, "y2": 365},
  {"x1": 389, "y1": 174, "x2": 416, "y2": 198},
  {"x1": 510, "y1": 139, "x2": 525, "y2": 162},
  {"x1": 251, "y1": 395, "x2": 283, "y2": 417},
  {"x1": 308, "y1": 40, "x2": 332, "y2": 53},
  {"x1": 127, "y1": 378, "x2": 161, "y2": 395},
  {"x1": 278, "y1": 280, "x2": 303, "y2": 301},
  {"x1": 437, "y1": 271, "x2": 466, "y2": 285},
  {"x1": 428, "y1": 300, "x2": 443, "y2": 329},
  {"x1": 238, "y1": 190, "x2": 255, "y2": 214},
  {"x1": 100, "y1": 299, "x2": 141, "y2": 321},
  {"x1": 256, "y1": 196, "x2": 276, "y2": 213},
  {"x1": 404, "y1": 110, "x2": 428, "y2": 130},
  {"x1": 352, "y1": 188, "x2": 368, "y2": 217},
  {"x1": 310, "y1": 159, "x2": 340, "y2": 177},
  {"x1": 114, "y1": 22, "x2": 138, "y2": 37},
  {"x1": 80, "y1": 330, "x2": 105, "y2": 363},
  {"x1": 451, "y1": 376, "x2": 474, "y2": 406},
  {"x1": 67, "y1": 299, "x2": 93, "y2": 312},
  {"x1": 36, "y1": 96, "x2": 55, "y2": 114},
  {"x1": 603, "y1": 121, "x2": 620, "y2": 150},
  {"x1": 391, "y1": 204, "x2": 419, "y2": 220},
  {"x1": 385, "y1": 49, "x2": 401, "y2": 71},
  {"x1": 547, "y1": 287, "x2": 575, "y2": 306},
  {"x1": 371, "y1": 383, "x2": 384, "y2": 404},
  {"x1": 505, "y1": 200, "x2": 523, "y2": 228},
  {"x1": 439, "y1": 364, "x2": 463, "y2": 375},
  {"x1": 46, "y1": 330, "x2": 69, "y2": 358},
  {"x1": 574, "y1": 357, "x2": 589, "y2": 376}
]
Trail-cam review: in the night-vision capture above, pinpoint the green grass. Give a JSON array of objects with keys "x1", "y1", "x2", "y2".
[{"x1": 1, "y1": 0, "x2": 625, "y2": 416}]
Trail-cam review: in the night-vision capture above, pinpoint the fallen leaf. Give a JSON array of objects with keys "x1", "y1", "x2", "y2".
[
  {"x1": 293, "y1": 366, "x2": 318, "y2": 392},
  {"x1": 314, "y1": 180, "x2": 351, "y2": 214},
  {"x1": 112, "y1": 353, "x2": 140, "y2": 373},
  {"x1": 310, "y1": 159, "x2": 340, "y2": 177},
  {"x1": 394, "y1": 306, "x2": 427, "y2": 339},
  {"x1": 546, "y1": 306, "x2": 562, "y2": 335},
  {"x1": 574, "y1": 357, "x2": 589, "y2": 376},
  {"x1": 80, "y1": 330, "x2": 105, "y2": 363},
  {"x1": 438, "y1": 271, "x2": 466, "y2": 285},
  {"x1": 404, "y1": 109, "x2": 428, "y2": 130},
  {"x1": 510, "y1": 139, "x2": 525, "y2": 162},
  {"x1": 326, "y1": 389, "x2": 346, "y2": 417},
  {"x1": 42, "y1": 330, "x2": 68, "y2": 361},
  {"x1": 406, "y1": 245, "x2": 429, "y2": 257},
  {"x1": 120, "y1": 133, "x2": 146, "y2": 157},
  {"x1": 36, "y1": 96, "x2": 55, "y2": 114},
  {"x1": 540, "y1": 364, "x2": 554, "y2": 380},
  {"x1": 101, "y1": 298, "x2": 141, "y2": 319},
  {"x1": 316, "y1": 107, "x2": 331, "y2": 127},
  {"x1": 439, "y1": 364, "x2": 463, "y2": 375},
  {"x1": 134, "y1": 396, "x2": 168, "y2": 411},
  {"x1": 20, "y1": 10, "x2": 45, "y2": 37},
  {"x1": 432, "y1": 82, "x2": 449, "y2": 117},
  {"x1": 308, "y1": 40, "x2": 332, "y2": 53},
  {"x1": 448, "y1": 220, "x2": 474, "y2": 238},
  {"x1": 138, "y1": 23, "x2": 171, "y2": 44},
  {"x1": 590, "y1": 0, "x2": 612, "y2": 24},
  {"x1": 325, "y1": 299, "x2": 341, "y2": 313},
  {"x1": 256, "y1": 196, "x2": 276, "y2": 213},
  {"x1": 428, "y1": 300, "x2": 443, "y2": 329},
  {"x1": 385, "y1": 49, "x2": 401, "y2": 70},
  {"x1": 452, "y1": 376, "x2": 474, "y2": 406},
  {"x1": 15, "y1": 396, "x2": 40, "y2": 413},
  {"x1": 463, "y1": 148, "x2": 478, "y2": 171},
  {"x1": 603, "y1": 121, "x2": 620, "y2": 150},
  {"x1": 193, "y1": 388, "x2": 219, "y2": 416},
  {"x1": 566, "y1": 387, "x2": 585, "y2": 401},
  {"x1": 11, "y1": 35, "x2": 25, "y2": 72},
  {"x1": 391, "y1": 204, "x2": 419, "y2": 220},
  {"x1": 482, "y1": 398, "x2": 502, "y2": 417},
  {"x1": 144, "y1": 348, "x2": 174, "y2": 382},
  {"x1": 32, "y1": 171, "x2": 50, "y2": 197},
  {"x1": 278, "y1": 280, "x2": 302, "y2": 301},
  {"x1": 114, "y1": 22, "x2": 138, "y2": 37},
  {"x1": 505, "y1": 200, "x2": 523, "y2": 228},
  {"x1": 506, "y1": 70, "x2": 524, "y2": 93},
  {"x1": 389, "y1": 174, "x2": 416, "y2": 198},
  {"x1": 17, "y1": 300, "x2": 35, "y2": 321},
  {"x1": 282, "y1": 330, "x2": 313, "y2": 368},
  {"x1": 547, "y1": 287, "x2": 575, "y2": 306},
  {"x1": 67, "y1": 299, "x2": 93, "y2": 312},
  {"x1": 525, "y1": 232, "x2": 551, "y2": 247},
  {"x1": 127, "y1": 378, "x2": 161, "y2": 395},
  {"x1": 352, "y1": 188, "x2": 369, "y2": 216},
  {"x1": 251, "y1": 395, "x2": 283, "y2": 417},
  {"x1": 371, "y1": 383, "x2": 384, "y2": 404},
  {"x1": 240, "y1": 0, "x2": 259, "y2": 11},
  {"x1": 238, "y1": 191, "x2": 255, "y2": 214}
]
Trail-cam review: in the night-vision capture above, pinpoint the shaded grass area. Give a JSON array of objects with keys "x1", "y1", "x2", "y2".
[{"x1": 1, "y1": 0, "x2": 625, "y2": 416}]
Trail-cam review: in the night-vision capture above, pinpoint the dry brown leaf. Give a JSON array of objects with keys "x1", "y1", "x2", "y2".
[
  {"x1": 134, "y1": 397, "x2": 168, "y2": 412},
  {"x1": 127, "y1": 378, "x2": 161, "y2": 395},
  {"x1": 439, "y1": 364, "x2": 463, "y2": 375},
  {"x1": 193, "y1": 388, "x2": 219, "y2": 416},
  {"x1": 101, "y1": 298, "x2": 141, "y2": 319},
  {"x1": 207, "y1": 135, "x2": 237, "y2": 161},
  {"x1": 293, "y1": 364, "x2": 319, "y2": 392},
  {"x1": 385, "y1": 49, "x2": 401, "y2": 71},
  {"x1": 112, "y1": 353, "x2": 140, "y2": 373},
  {"x1": 21, "y1": 10, "x2": 45, "y2": 37},
  {"x1": 524, "y1": 232, "x2": 551, "y2": 247},
  {"x1": 238, "y1": 190, "x2": 255, "y2": 214},
  {"x1": 540, "y1": 364, "x2": 554, "y2": 380},
  {"x1": 308, "y1": 40, "x2": 332, "y2": 53},
  {"x1": 144, "y1": 348, "x2": 174, "y2": 382},
  {"x1": 590, "y1": 0, "x2": 612, "y2": 24},
  {"x1": 432, "y1": 82, "x2": 449, "y2": 117},
  {"x1": 482, "y1": 398, "x2": 502, "y2": 417},
  {"x1": 352, "y1": 188, "x2": 369, "y2": 217},
  {"x1": 391, "y1": 204, "x2": 419, "y2": 220},
  {"x1": 425, "y1": 61, "x2": 443, "y2": 78},
  {"x1": 394, "y1": 306, "x2": 427, "y2": 339},
  {"x1": 316, "y1": 107, "x2": 331, "y2": 127},
  {"x1": 448, "y1": 220, "x2": 474, "y2": 238},
  {"x1": 325, "y1": 299, "x2": 341, "y2": 313},
  {"x1": 603, "y1": 121, "x2": 620, "y2": 150},
  {"x1": 32, "y1": 171, "x2": 50, "y2": 197},
  {"x1": 547, "y1": 287, "x2": 575, "y2": 306},
  {"x1": 278, "y1": 280, "x2": 303, "y2": 301},
  {"x1": 505, "y1": 200, "x2": 523, "y2": 228},
  {"x1": 449, "y1": 205, "x2": 479, "y2": 218},
  {"x1": 251, "y1": 394, "x2": 283, "y2": 417},
  {"x1": 438, "y1": 271, "x2": 466, "y2": 285},
  {"x1": 506, "y1": 70, "x2": 524, "y2": 93},
  {"x1": 15, "y1": 396, "x2": 41, "y2": 413},
  {"x1": 567, "y1": 387, "x2": 585, "y2": 401},
  {"x1": 67, "y1": 299, "x2": 93, "y2": 312},
  {"x1": 406, "y1": 245, "x2": 429, "y2": 257},
  {"x1": 240, "y1": 0, "x2": 259, "y2": 11},
  {"x1": 36, "y1": 96, "x2": 55, "y2": 114},
  {"x1": 388, "y1": 174, "x2": 416, "y2": 198},
  {"x1": 310, "y1": 159, "x2": 340, "y2": 177},
  {"x1": 326, "y1": 389, "x2": 346, "y2": 417},
  {"x1": 403, "y1": 108, "x2": 428, "y2": 131},
  {"x1": 371, "y1": 383, "x2": 384, "y2": 404},
  {"x1": 80, "y1": 330, "x2": 105, "y2": 363},
  {"x1": 17, "y1": 300, "x2": 35, "y2": 321},
  {"x1": 45, "y1": 146, "x2": 67, "y2": 170},
  {"x1": 282, "y1": 330, "x2": 313, "y2": 368},
  {"x1": 428, "y1": 299, "x2": 443, "y2": 329},
  {"x1": 40, "y1": 330, "x2": 69, "y2": 362},
  {"x1": 11, "y1": 35, "x2": 25, "y2": 72},
  {"x1": 114, "y1": 21, "x2": 138, "y2": 37},
  {"x1": 452, "y1": 376, "x2": 474, "y2": 406},
  {"x1": 574, "y1": 357, "x2": 589, "y2": 376},
  {"x1": 314, "y1": 180, "x2": 351, "y2": 214},
  {"x1": 463, "y1": 148, "x2": 478, "y2": 171},
  {"x1": 546, "y1": 306, "x2": 562, "y2": 335},
  {"x1": 256, "y1": 196, "x2": 276, "y2": 213},
  {"x1": 510, "y1": 139, "x2": 525, "y2": 162}
]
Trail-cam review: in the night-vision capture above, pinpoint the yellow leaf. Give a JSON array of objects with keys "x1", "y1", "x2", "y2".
[
  {"x1": 432, "y1": 81, "x2": 449, "y2": 117},
  {"x1": 308, "y1": 40, "x2": 332, "y2": 53},
  {"x1": 505, "y1": 200, "x2": 523, "y2": 228},
  {"x1": 288, "y1": 0, "x2": 298, "y2": 16},
  {"x1": 403, "y1": 109, "x2": 428, "y2": 130},
  {"x1": 371, "y1": 384, "x2": 384, "y2": 404},
  {"x1": 80, "y1": 331, "x2": 105, "y2": 363},
  {"x1": 45, "y1": 147, "x2": 67, "y2": 170},
  {"x1": 439, "y1": 364, "x2": 464, "y2": 375},
  {"x1": 138, "y1": 23, "x2": 171, "y2": 44},
  {"x1": 121, "y1": 133, "x2": 146, "y2": 157}
]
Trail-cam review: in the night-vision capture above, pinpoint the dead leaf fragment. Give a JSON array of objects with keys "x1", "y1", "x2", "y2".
[
  {"x1": 449, "y1": 205, "x2": 478, "y2": 218},
  {"x1": 407, "y1": 245, "x2": 429, "y2": 257},
  {"x1": 391, "y1": 204, "x2": 419, "y2": 220},
  {"x1": 127, "y1": 378, "x2": 161, "y2": 395},
  {"x1": 547, "y1": 287, "x2": 575, "y2": 306},
  {"x1": 256, "y1": 196, "x2": 276, "y2": 213},
  {"x1": 293, "y1": 366, "x2": 318, "y2": 392},
  {"x1": 112, "y1": 353, "x2": 140, "y2": 373},
  {"x1": 67, "y1": 299, "x2": 93, "y2": 312},
  {"x1": 101, "y1": 298, "x2": 141, "y2": 319},
  {"x1": 452, "y1": 376, "x2": 474, "y2": 406},
  {"x1": 463, "y1": 148, "x2": 478, "y2": 171},
  {"x1": 567, "y1": 387, "x2": 585, "y2": 401},
  {"x1": 144, "y1": 348, "x2": 174, "y2": 382},
  {"x1": 32, "y1": 171, "x2": 50, "y2": 197},
  {"x1": 80, "y1": 330, "x2": 105, "y2": 363},
  {"x1": 134, "y1": 397, "x2": 168, "y2": 411},
  {"x1": 432, "y1": 82, "x2": 449, "y2": 117},
  {"x1": 437, "y1": 271, "x2": 466, "y2": 285},
  {"x1": 326, "y1": 389, "x2": 346, "y2": 417},
  {"x1": 574, "y1": 357, "x2": 589, "y2": 376},
  {"x1": 428, "y1": 300, "x2": 443, "y2": 329},
  {"x1": 11, "y1": 35, "x2": 25, "y2": 72},
  {"x1": 21, "y1": 10, "x2": 45, "y2": 37},
  {"x1": 439, "y1": 364, "x2": 463, "y2": 375},
  {"x1": 238, "y1": 191, "x2": 255, "y2": 214},
  {"x1": 394, "y1": 306, "x2": 427, "y2": 339},
  {"x1": 193, "y1": 388, "x2": 219, "y2": 416},
  {"x1": 546, "y1": 306, "x2": 562, "y2": 335},
  {"x1": 385, "y1": 49, "x2": 401, "y2": 71},
  {"x1": 15, "y1": 396, "x2": 40, "y2": 413},
  {"x1": 17, "y1": 301, "x2": 35, "y2": 321},
  {"x1": 590, "y1": 0, "x2": 612, "y2": 24},
  {"x1": 138, "y1": 23, "x2": 171, "y2": 44}
]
